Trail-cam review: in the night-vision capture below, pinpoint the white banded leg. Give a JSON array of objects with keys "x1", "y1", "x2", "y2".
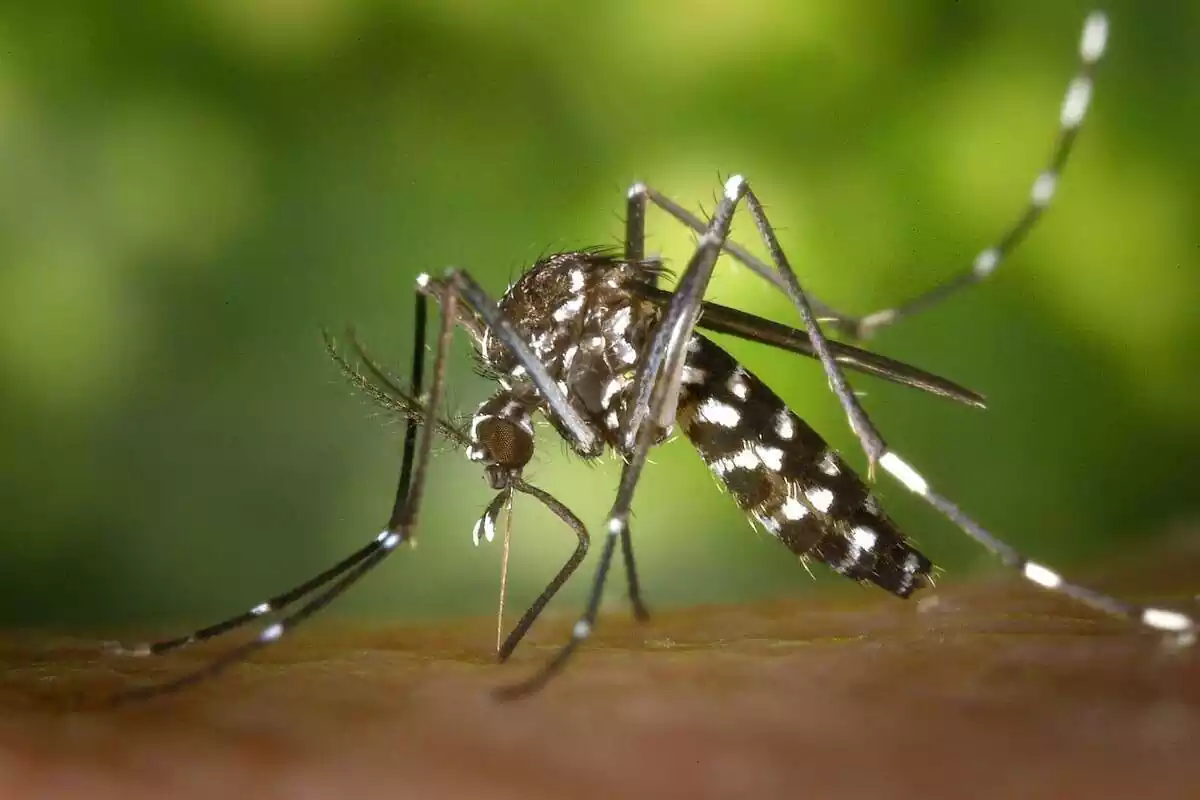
[
  {"x1": 877, "y1": 450, "x2": 1196, "y2": 645},
  {"x1": 108, "y1": 533, "x2": 390, "y2": 658},
  {"x1": 855, "y1": 11, "x2": 1109, "y2": 339},
  {"x1": 108, "y1": 304, "x2": 445, "y2": 661},
  {"x1": 628, "y1": 12, "x2": 1109, "y2": 344},
  {"x1": 105, "y1": 276, "x2": 458, "y2": 704}
]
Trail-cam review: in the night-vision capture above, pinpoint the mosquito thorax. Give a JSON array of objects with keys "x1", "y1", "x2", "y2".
[{"x1": 481, "y1": 251, "x2": 667, "y2": 458}]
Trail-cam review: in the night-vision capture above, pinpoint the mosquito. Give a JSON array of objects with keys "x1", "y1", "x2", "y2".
[{"x1": 109, "y1": 10, "x2": 1195, "y2": 703}]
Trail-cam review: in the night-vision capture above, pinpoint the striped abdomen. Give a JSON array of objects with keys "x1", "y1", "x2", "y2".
[{"x1": 676, "y1": 334, "x2": 932, "y2": 597}]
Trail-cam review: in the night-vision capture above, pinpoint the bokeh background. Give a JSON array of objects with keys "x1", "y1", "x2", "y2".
[{"x1": 1, "y1": 1, "x2": 1197, "y2": 632}]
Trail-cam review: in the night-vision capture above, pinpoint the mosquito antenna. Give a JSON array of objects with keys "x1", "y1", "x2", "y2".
[{"x1": 334, "y1": 327, "x2": 471, "y2": 446}]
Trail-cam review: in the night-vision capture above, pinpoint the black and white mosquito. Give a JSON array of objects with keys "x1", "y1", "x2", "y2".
[{"x1": 110, "y1": 11, "x2": 1195, "y2": 703}]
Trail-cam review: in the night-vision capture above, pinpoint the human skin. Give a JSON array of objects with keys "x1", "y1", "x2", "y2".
[{"x1": 2, "y1": 560, "x2": 1198, "y2": 800}]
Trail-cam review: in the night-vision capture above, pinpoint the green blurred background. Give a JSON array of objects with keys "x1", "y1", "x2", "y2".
[{"x1": 1, "y1": 1, "x2": 1197, "y2": 632}]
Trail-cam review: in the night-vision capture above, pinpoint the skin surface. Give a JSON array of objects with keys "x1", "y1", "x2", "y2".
[{"x1": 1, "y1": 556, "x2": 1198, "y2": 800}]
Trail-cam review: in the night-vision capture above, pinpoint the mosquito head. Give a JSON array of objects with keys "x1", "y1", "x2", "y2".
[{"x1": 467, "y1": 390, "x2": 537, "y2": 490}]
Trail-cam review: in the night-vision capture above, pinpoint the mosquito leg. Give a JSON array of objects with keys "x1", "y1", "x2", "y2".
[
  {"x1": 852, "y1": 12, "x2": 1108, "y2": 340},
  {"x1": 721, "y1": 158, "x2": 1194, "y2": 642},
  {"x1": 106, "y1": 276, "x2": 455, "y2": 703},
  {"x1": 112, "y1": 297, "x2": 436, "y2": 659},
  {"x1": 630, "y1": 182, "x2": 848, "y2": 327},
  {"x1": 712, "y1": 14, "x2": 1188, "y2": 645},
  {"x1": 496, "y1": 481, "x2": 590, "y2": 663},
  {"x1": 636, "y1": 13, "x2": 1107, "y2": 343},
  {"x1": 875, "y1": 450, "x2": 1195, "y2": 645},
  {"x1": 625, "y1": 181, "x2": 647, "y2": 262},
  {"x1": 110, "y1": 541, "x2": 382, "y2": 657},
  {"x1": 387, "y1": 277, "x2": 429, "y2": 531},
  {"x1": 737, "y1": 179, "x2": 889, "y2": 473},
  {"x1": 614, "y1": 180, "x2": 658, "y2": 623}
]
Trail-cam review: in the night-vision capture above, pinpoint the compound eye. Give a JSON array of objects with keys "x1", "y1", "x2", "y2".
[{"x1": 476, "y1": 417, "x2": 534, "y2": 472}]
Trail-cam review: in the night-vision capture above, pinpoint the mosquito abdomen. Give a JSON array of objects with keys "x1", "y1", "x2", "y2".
[{"x1": 676, "y1": 334, "x2": 932, "y2": 598}]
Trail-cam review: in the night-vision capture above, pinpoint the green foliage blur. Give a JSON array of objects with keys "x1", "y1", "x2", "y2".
[{"x1": 1, "y1": 1, "x2": 1197, "y2": 631}]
